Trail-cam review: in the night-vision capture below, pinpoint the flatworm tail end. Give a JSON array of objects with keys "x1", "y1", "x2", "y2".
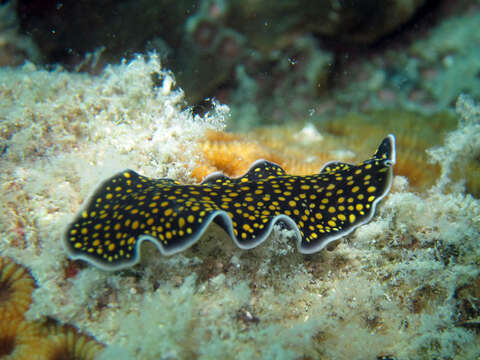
[{"x1": 63, "y1": 135, "x2": 396, "y2": 270}]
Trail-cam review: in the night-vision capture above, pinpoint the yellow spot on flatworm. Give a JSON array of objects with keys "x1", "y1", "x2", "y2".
[{"x1": 178, "y1": 217, "x2": 185, "y2": 228}]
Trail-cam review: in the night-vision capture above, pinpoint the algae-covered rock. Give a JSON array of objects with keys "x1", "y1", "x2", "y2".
[
  {"x1": 409, "y1": 12, "x2": 480, "y2": 108},
  {"x1": 226, "y1": 0, "x2": 428, "y2": 47},
  {"x1": 17, "y1": 0, "x2": 429, "y2": 103}
]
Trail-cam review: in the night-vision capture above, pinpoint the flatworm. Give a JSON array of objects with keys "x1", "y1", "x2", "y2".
[{"x1": 63, "y1": 135, "x2": 396, "y2": 270}]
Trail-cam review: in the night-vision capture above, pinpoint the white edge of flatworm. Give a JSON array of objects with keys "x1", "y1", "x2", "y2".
[
  {"x1": 200, "y1": 158, "x2": 285, "y2": 184},
  {"x1": 63, "y1": 134, "x2": 396, "y2": 271}
]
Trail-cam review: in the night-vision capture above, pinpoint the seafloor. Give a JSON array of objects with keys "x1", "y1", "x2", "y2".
[
  {"x1": 1, "y1": 4, "x2": 480, "y2": 360},
  {"x1": 0, "y1": 54, "x2": 479, "y2": 360}
]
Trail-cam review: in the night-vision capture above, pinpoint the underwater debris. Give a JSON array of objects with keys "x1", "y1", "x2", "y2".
[{"x1": 63, "y1": 135, "x2": 395, "y2": 270}]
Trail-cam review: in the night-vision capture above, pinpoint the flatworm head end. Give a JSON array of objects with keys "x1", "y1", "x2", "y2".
[{"x1": 299, "y1": 134, "x2": 396, "y2": 253}]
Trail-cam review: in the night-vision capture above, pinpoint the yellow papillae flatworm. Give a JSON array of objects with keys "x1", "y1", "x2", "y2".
[{"x1": 63, "y1": 135, "x2": 396, "y2": 270}]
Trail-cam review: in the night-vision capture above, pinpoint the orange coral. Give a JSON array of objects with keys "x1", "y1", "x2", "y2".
[
  {"x1": 323, "y1": 109, "x2": 458, "y2": 190},
  {"x1": 0, "y1": 256, "x2": 105, "y2": 359},
  {"x1": 192, "y1": 109, "x2": 463, "y2": 194},
  {"x1": 0, "y1": 256, "x2": 36, "y2": 320},
  {"x1": 41, "y1": 321, "x2": 105, "y2": 360},
  {"x1": 0, "y1": 319, "x2": 52, "y2": 360},
  {"x1": 191, "y1": 129, "x2": 337, "y2": 182}
]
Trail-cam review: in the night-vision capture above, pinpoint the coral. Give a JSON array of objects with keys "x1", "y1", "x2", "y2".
[
  {"x1": 192, "y1": 129, "x2": 285, "y2": 180},
  {"x1": 41, "y1": 321, "x2": 105, "y2": 360},
  {"x1": 194, "y1": 108, "x2": 459, "y2": 193},
  {"x1": 0, "y1": 319, "x2": 51, "y2": 360},
  {"x1": 0, "y1": 256, "x2": 105, "y2": 360},
  {"x1": 323, "y1": 108, "x2": 459, "y2": 190},
  {"x1": 63, "y1": 135, "x2": 394, "y2": 269},
  {"x1": 192, "y1": 128, "x2": 339, "y2": 182},
  {"x1": 0, "y1": 256, "x2": 36, "y2": 320}
]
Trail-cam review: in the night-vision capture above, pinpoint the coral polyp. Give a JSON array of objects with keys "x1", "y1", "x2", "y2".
[
  {"x1": 42, "y1": 322, "x2": 105, "y2": 360},
  {"x1": 0, "y1": 257, "x2": 36, "y2": 320},
  {"x1": 0, "y1": 257, "x2": 105, "y2": 360},
  {"x1": 0, "y1": 319, "x2": 51, "y2": 360}
]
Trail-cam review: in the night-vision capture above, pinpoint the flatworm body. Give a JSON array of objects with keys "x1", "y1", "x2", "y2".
[{"x1": 64, "y1": 135, "x2": 396, "y2": 270}]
